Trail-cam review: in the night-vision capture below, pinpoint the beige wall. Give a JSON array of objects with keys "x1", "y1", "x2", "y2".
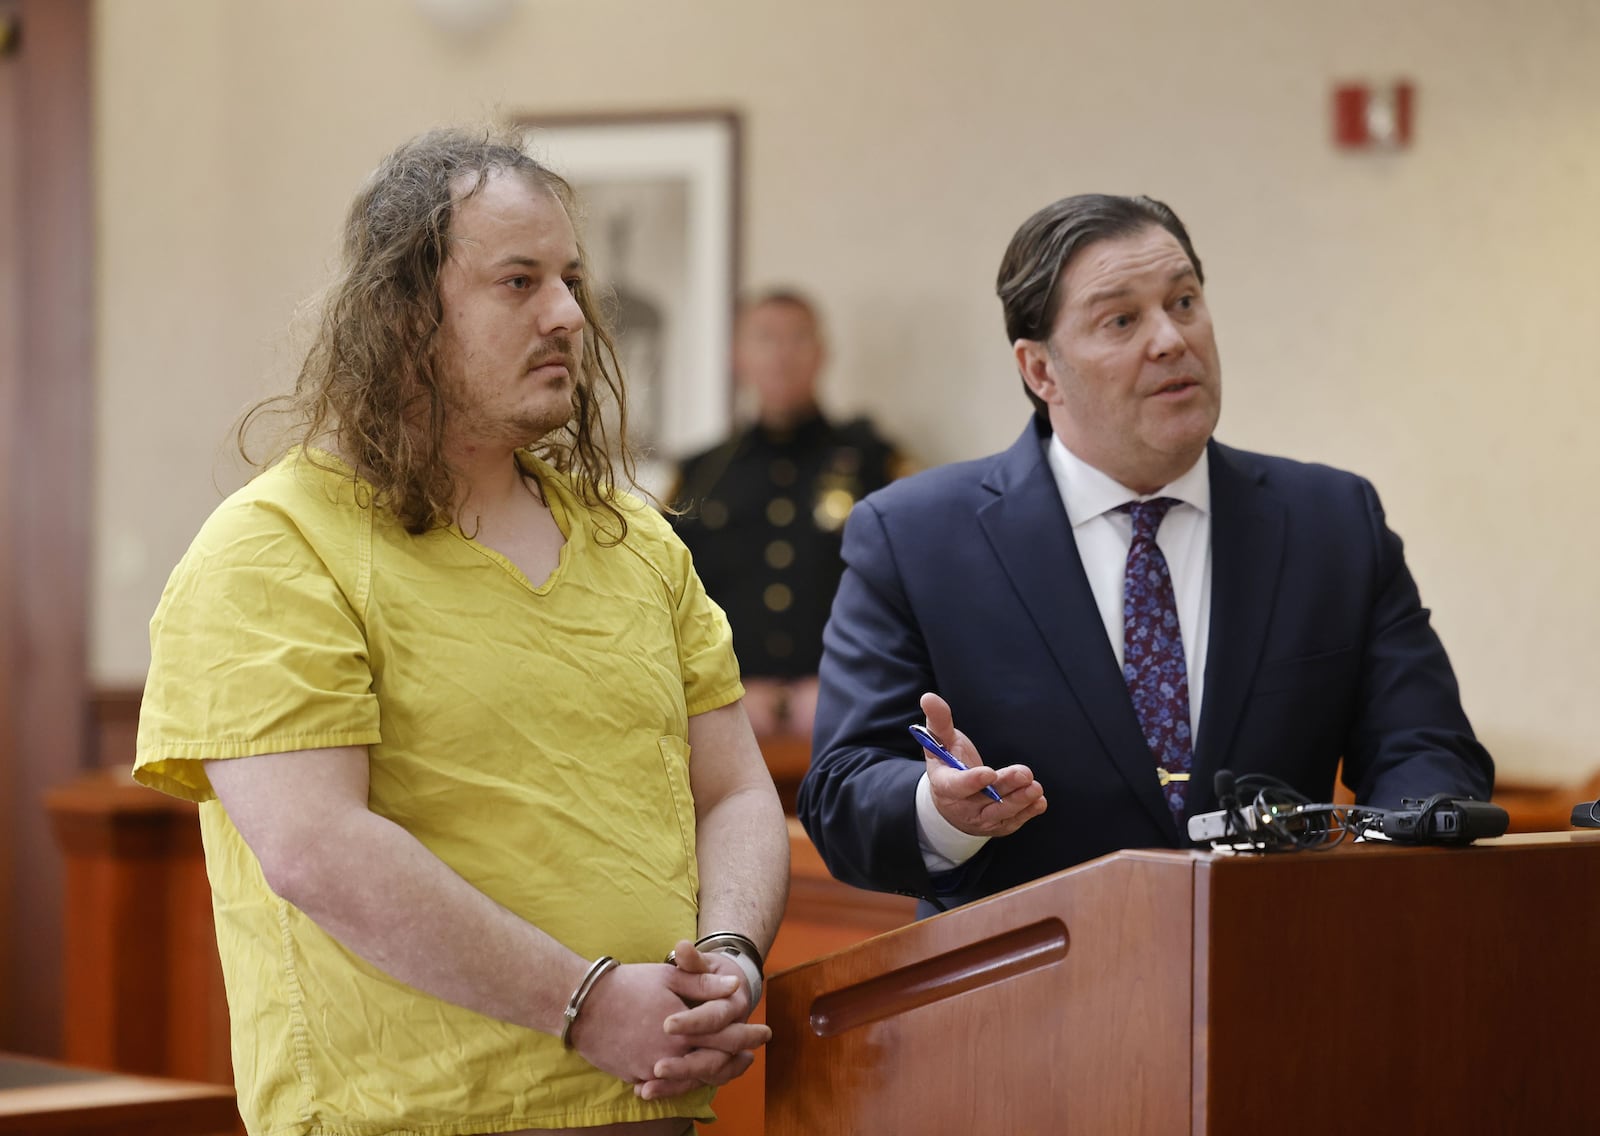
[{"x1": 93, "y1": 0, "x2": 1600, "y2": 781}]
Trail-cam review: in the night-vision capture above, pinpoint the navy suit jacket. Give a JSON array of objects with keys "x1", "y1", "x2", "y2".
[{"x1": 797, "y1": 419, "x2": 1494, "y2": 906}]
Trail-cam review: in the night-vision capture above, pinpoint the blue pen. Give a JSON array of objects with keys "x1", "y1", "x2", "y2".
[{"x1": 909, "y1": 724, "x2": 1005, "y2": 803}]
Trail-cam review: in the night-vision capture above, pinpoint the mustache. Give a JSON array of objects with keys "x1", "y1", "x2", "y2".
[{"x1": 526, "y1": 341, "x2": 579, "y2": 373}]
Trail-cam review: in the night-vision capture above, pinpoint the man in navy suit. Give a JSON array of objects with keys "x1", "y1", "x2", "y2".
[{"x1": 797, "y1": 193, "x2": 1493, "y2": 909}]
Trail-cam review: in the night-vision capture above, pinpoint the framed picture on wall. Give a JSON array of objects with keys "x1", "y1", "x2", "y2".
[{"x1": 517, "y1": 110, "x2": 741, "y2": 497}]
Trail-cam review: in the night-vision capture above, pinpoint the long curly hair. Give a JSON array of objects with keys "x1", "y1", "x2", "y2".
[{"x1": 239, "y1": 126, "x2": 636, "y2": 539}]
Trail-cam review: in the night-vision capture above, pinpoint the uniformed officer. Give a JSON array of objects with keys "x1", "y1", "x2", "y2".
[{"x1": 672, "y1": 290, "x2": 907, "y2": 737}]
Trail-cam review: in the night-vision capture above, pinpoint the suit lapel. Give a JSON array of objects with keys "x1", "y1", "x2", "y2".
[
  {"x1": 976, "y1": 424, "x2": 1178, "y2": 837},
  {"x1": 1190, "y1": 442, "x2": 1286, "y2": 810}
]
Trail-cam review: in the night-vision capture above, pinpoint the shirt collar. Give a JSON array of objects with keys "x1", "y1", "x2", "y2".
[{"x1": 1046, "y1": 433, "x2": 1212, "y2": 528}]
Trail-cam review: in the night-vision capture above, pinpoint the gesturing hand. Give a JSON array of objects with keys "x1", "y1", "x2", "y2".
[{"x1": 920, "y1": 691, "x2": 1047, "y2": 838}]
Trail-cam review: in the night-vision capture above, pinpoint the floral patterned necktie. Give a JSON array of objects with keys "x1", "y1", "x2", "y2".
[{"x1": 1117, "y1": 498, "x2": 1192, "y2": 817}]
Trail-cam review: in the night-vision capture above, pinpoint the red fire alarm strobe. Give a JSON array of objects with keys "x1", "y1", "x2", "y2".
[{"x1": 1333, "y1": 81, "x2": 1415, "y2": 149}]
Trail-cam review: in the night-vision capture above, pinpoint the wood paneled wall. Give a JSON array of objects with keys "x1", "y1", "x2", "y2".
[
  {"x1": 0, "y1": 0, "x2": 93, "y2": 1058},
  {"x1": 0, "y1": 0, "x2": 21, "y2": 1053}
]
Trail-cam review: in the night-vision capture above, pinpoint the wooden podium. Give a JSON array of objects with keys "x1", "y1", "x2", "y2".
[{"x1": 765, "y1": 832, "x2": 1600, "y2": 1135}]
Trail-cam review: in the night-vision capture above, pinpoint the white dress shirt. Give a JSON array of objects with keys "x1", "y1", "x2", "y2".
[{"x1": 915, "y1": 434, "x2": 1214, "y2": 871}]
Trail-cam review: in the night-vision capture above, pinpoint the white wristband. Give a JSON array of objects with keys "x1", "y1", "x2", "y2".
[
  {"x1": 720, "y1": 948, "x2": 764, "y2": 1008},
  {"x1": 666, "y1": 933, "x2": 765, "y2": 1008}
]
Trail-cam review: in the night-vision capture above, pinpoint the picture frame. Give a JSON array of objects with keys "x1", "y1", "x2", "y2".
[{"x1": 517, "y1": 110, "x2": 742, "y2": 495}]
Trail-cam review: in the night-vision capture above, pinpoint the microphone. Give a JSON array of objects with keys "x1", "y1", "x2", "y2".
[
  {"x1": 1187, "y1": 773, "x2": 1508, "y2": 850},
  {"x1": 1213, "y1": 769, "x2": 1238, "y2": 809},
  {"x1": 1188, "y1": 769, "x2": 1266, "y2": 844},
  {"x1": 1378, "y1": 795, "x2": 1508, "y2": 844}
]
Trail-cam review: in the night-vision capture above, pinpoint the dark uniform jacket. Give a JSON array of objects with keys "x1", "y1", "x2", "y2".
[{"x1": 673, "y1": 411, "x2": 900, "y2": 679}]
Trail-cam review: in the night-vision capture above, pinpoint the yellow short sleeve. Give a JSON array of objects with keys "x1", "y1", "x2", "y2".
[
  {"x1": 622, "y1": 500, "x2": 744, "y2": 717},
  {"x1": 135, "y1": 478, "x2": 382, "y2": 802}
]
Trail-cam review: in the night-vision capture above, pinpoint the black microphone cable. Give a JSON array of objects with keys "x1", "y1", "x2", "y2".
[
  {"x1": 1195, "y1": 771, "x2": 1507, "y2": 850},
  {"x1": 1202, "y1": 769, "x2": 1391, "y2": 852}
]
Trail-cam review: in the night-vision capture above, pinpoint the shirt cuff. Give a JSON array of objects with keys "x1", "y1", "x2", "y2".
[{"x1": 915, "y1": 772, "x2": 992, "y2": 872}]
